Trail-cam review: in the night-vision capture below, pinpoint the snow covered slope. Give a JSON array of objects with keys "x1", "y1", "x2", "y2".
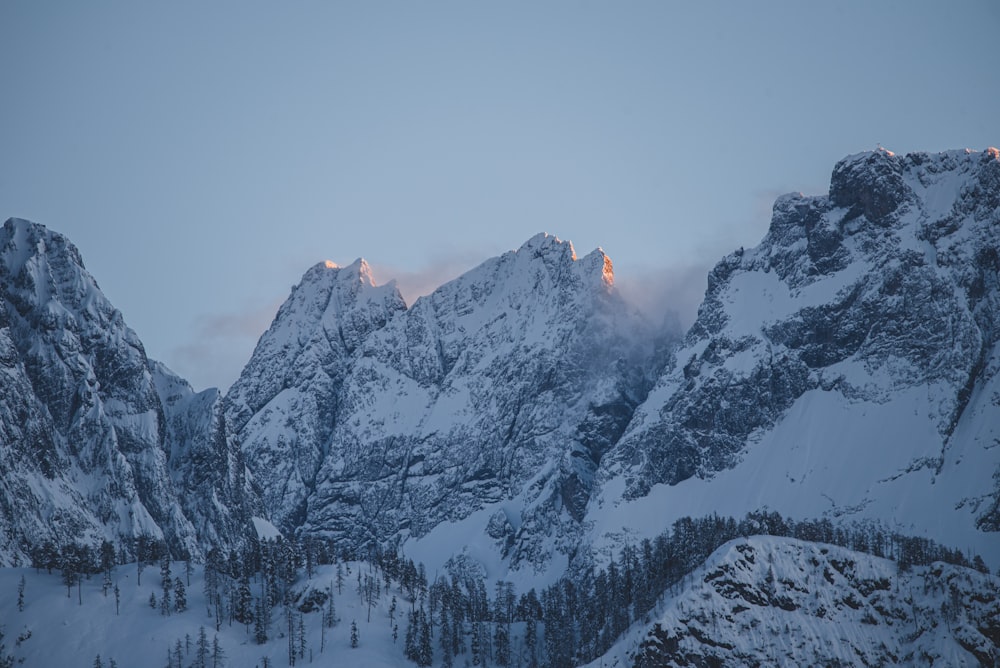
[
  {"x1": 591, "y1": 535, "x2": 1000, "y2": 667},
  {"x1": 592, "y1": 148, "x2": 1000, "y2": 570},
  {"x1": 0, "y1": 218, "x2": 255, "y2": 564},
  {"x1": 0, "y1": 559, "x2": 414, "y2": 668}
]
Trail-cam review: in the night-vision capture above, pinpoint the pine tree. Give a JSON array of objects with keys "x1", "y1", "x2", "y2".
[
  {"x1": 494, "y1": 581, "x2": 513, "y2": 666},
  {"x1": 174, "y1": 577, "x2": 187, "y2": 613},
  {"x1": 61, "y1": 550, "x2": 77, "y2": 599},
  {"x1": 160, "y1": 584, "x2": 172, "y2": 616},
  {"x1": 114, "y1": 582, "x2": 120, "y2": 616},
  {"x1": 195, "y1": 626, "x2": 210, "y2": 668},
  {"x1": 336, "y1": 562, "x2": 344, "y2": 595},
  {"x1": 364, "y1": 574, "x2": 378, "y2": 622},
  {"x1": 97, "y1": 539, "x2": 113, "y2": 575},
  {"x1": 149, "y1": 591, "x2": 157, "y2": 609},
  {"x1": 203, "y1": 550, "x2": 219, "y2": 613},
  {"x1": 323, "y1": 584, "x2": 337, "y2": 628},
  {"x1": 350, "y1": 620, "x2": 359, "y2": 648},
  {"x1": 439, "y1": 606, "x2": 453, "y2": 668},
  {"x1": 471, "y1": 620, "x2": 481, "y2": 666},
  {"x1": 211, "y1": 635, "x2": 226, "y2": 668},
  {"x1": 93, "y1": 655, "x2": 103, "y2": 668},
  {"x1": 160, "y1": 554, "x2": 172, "y2": 598},
  {"x1": 235, "y1": 578, "x2": 254, "y2": 630},
  {"x1": 286, "y1": 607, "x2": 297, "y2": 667},
  {"x1": 418, "y1": 607, "x2": 433, "y2": 667},
  {"x1": 254, "y1": 599, "x2": 268, "y2": 645},
  {"x1": 405, "y1": 609, "x2": 417, "y2": 660},
  {"x1": 102, "y1": 570, "x2": 113, "y2": 598},
  {"x1": 17, "y1": 576, "x2": 25, "y2": 612},
  {"x1": 494, "y1": 619, "x2": 510, "y2": 666},
  {"x1": 525, "y1": 616, "x2": 539, "y2": 668},
  {"x1": 298, "y1": 611, "x2": 307, "y2": 660}
]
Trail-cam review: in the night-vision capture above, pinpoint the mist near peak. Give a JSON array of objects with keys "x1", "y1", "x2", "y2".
[{"x1": 614, "y1": 261, "x2": 711, "y2": 337}]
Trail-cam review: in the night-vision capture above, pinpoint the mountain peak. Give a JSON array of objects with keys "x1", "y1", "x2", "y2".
[
  {"x1": 581, "y1": 247, "x2": 614, "y2": 287},
  {"x1": 518, "y1": 231, "x2": 577, "y2": 260},
  {"x1": 829, "y1": 147, "x2": 907, "y2": 222},
  {"x1": 2, "y1": 216, "x2": 87, "y2": 275}
]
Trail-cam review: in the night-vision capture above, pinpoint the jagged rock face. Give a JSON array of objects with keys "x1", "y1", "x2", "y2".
[
  {"x1": 224, "y1": 259, "x2": 407, "y2": 531},
  {"x1": 603, "y1": 148, "x2": 1000, "y2": 520},
  {"x1": 299, "y1": 234, "x2": 665, "y2": 564},
  {"x1": 152, "y1": 361, "x2": 260, "y2": 551},
  {"x1": 611, "y1": 537, "x2": 1000, "y2": 668},
  {"x1": 0, "y1": 218, "x2": 254, "y2": 564}
]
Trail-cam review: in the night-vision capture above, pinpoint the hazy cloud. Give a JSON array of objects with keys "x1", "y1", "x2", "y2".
[
  {"x1": 615, "y1": 261, "x2": 712, "y2": 334},
  {"x1": 167, "y1": 300, "x2": 282, "y2": 393}
]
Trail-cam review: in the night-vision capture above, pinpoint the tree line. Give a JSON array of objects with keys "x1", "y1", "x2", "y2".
[{"x1": 21, "y1": 511, "x2": 992, "y2": 667}]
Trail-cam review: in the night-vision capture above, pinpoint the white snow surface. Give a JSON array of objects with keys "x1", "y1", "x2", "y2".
[{"x1": 0, "y1": 561, "x2": 413, "y2": 668}]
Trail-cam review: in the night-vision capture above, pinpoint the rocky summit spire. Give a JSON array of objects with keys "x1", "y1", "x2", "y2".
[{"x1": 224, "y1": 256, "x2": 407, "y2": 531}]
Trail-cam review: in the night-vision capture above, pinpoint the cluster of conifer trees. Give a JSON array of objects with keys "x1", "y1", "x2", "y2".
[{"x1": 22, "y1": 511, "x2": 991, "y2": 667}]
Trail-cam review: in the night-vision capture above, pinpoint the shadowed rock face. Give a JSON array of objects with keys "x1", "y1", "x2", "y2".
[
  {"x1": 0, "y1": 218, "x2": 257, "y2": 564},
  {"x1": 223, "y1": 258, "x2": 407, "y2": 532},
  {"x1": 602, "y1": 148, "x2": 1000, "y2": 520},
  {"x1": 232, "y1": 233, "x2": 671, "y2": 566},
  {"x1": 829, "y1": 148, "x2": 908, "y2": 223}
]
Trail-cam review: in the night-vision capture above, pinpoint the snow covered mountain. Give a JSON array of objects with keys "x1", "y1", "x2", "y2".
[
  {"x1": 590, "y1": 147, "x2": 1000, "y2": 571},
  {"x1": 592, "y1": 535, "x2": 1000, "y2": 667},
  {"x1": 0, "y1": 218, "x2": 257, "y2": 565},
  {"x1": 224, "y1": 258, "x2": 407, "y2": 532},
  {"x1": 228, "y1": 233, "x2": 669, "y2": 569},
  {"x1": 1, "y1": 146, "x2": 998, "y2": 665}
]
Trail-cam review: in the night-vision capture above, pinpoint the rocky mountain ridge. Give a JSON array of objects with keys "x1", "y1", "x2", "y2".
[
  {"x1": 231, "y1": 233, "x2": 670, "y2": 572},
  {"x1": 0, "y1": 218, "x2": 257, "y2": 564},
  {"x1": 583, "y1": 147, "x2": 1000, "y2": 578},
  {"x1": 224, "y1": 257, "x2": 407, "y2": 531},
  {"x1": 1, "y1": 148, "x2": 997, "y2": 593}
]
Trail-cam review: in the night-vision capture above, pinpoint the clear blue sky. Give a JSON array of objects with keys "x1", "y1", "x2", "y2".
[{"x1": 2, "y1": 1, "x2": 997, "y2": 391}]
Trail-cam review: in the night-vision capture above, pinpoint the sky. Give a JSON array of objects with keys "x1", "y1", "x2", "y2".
[{"x1": 1, "y1": 1, "x2": 998, "y2": 392}]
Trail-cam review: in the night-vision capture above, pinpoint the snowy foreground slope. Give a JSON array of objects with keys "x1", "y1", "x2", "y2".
[
  {"x1": 0, "y1": 560, "x2": 411, "y2": 668},
  {"x1": 1, "y1": 536, "x2": 996, "y2": 667}
]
